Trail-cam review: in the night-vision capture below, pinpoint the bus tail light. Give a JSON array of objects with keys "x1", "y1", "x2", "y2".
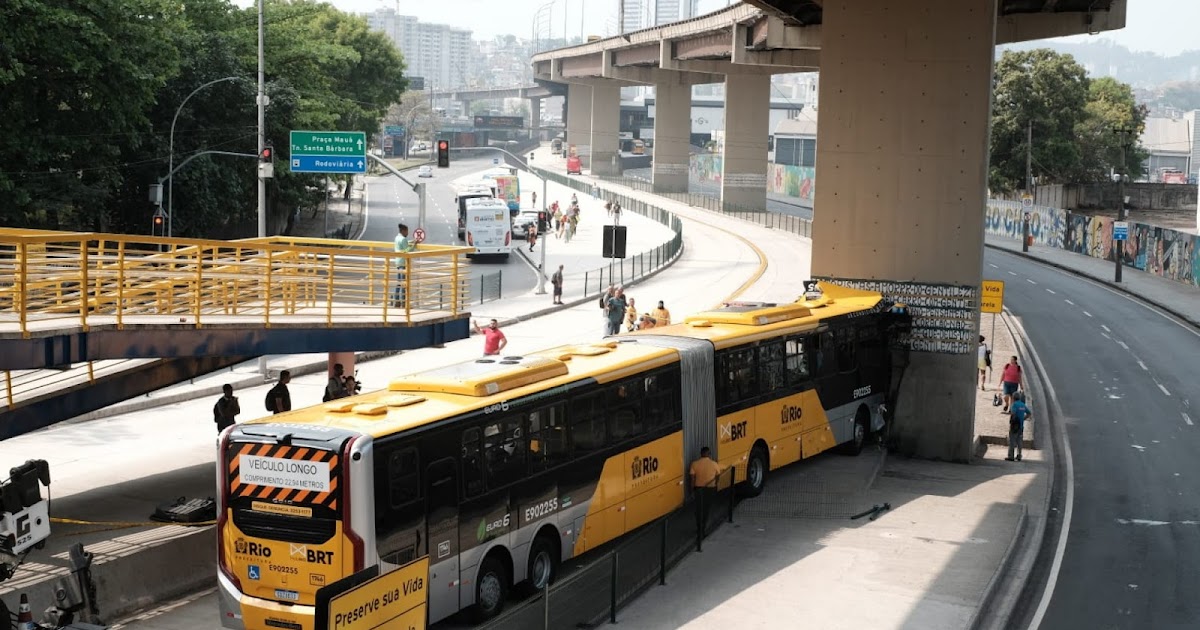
[
  {"x1": 216, "y1": 432, "x2": 242, "y2": 593},
  {"x1": 505, "y1": 231, "x2": 511, "y2": 246},
  {"x1": 467, "y1": 232, "x2": 473, "y2": 246},
  {"x1": 341, "y1": 436, "x2": 365, "y2": 572}
]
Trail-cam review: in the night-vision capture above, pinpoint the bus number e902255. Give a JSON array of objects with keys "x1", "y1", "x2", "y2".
[{"x1": 525, "y1": 498, "x2": 559, "y2": 522}]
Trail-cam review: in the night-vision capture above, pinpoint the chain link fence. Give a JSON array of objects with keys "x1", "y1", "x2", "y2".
[{"x1": 480, "y1": 467, "x2": 736, "y2": 630}]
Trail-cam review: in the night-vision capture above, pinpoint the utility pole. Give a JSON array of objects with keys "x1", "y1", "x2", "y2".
[
  {"x1": 535, "y1": 176, "x2": 548, "y2": 294},
  {"x1": 1114, "y1": 125, "x2": 1134, "y2": 283},
  {"x1": 256, "y1": 0, "x2": 269, "y2": 377},
  {"x1": 1023, "y1": 119, "x2": 1033, "y2": 253}
]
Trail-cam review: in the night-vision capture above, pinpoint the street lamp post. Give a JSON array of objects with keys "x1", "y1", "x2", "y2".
[
  {"x1": 167, "y1": 76, "x2": 241, "y2": 238},
  {"x1": 1113, "y1": 126, "x2": 1134, "y2": 283},
  {"x1": 257, "y1": 0, "x2": 268, "y2": 240}
]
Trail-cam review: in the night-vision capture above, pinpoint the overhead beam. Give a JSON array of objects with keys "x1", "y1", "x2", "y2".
[
  {"x1": 995, "y1": 4, "x2": 1125, "y2": 43},
  {"x1": 765, "y1": 19, "x2": 822, "y2": 50},
  {"x1": 603, "y1": 51, "x2": 720, "y2": 85},
  {"x1": 732, "y1": 24, "x2": 819, "y2": 69}
]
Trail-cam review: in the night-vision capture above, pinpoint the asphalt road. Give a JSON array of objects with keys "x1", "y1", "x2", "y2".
[
  {"x1": 360, "y1": 154, "x2": 538, "y2": 299},
  {"x1": 622, "y1": 166, "x2": 812, "y2": 219},
  {"x1": 989, "y1": 248, "x2": 1200, "y2": 630}
]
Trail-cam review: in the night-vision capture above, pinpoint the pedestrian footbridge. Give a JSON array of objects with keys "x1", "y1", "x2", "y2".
[{"x1": 0, "y1": 229, "x2": 472, "y2": 371}]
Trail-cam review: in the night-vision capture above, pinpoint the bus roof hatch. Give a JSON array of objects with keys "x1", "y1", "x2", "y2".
[
  {"x1": 388, "y1": 356, "x2": 569, "y2": 397},
  {"x1": 684, "y1": 302, "x2": 812, "y2": 327}
]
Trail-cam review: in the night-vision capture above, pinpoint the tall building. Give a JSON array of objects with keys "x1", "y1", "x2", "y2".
[
  {"x1": 364, "y1": 9, "x2": 472, "y2": 89},
  {"x1": 620, "y1": 0, "x2": 648, "y2": 33},
  {"x1": 654, "y1": 0, "x2": 700, "y2": 25}
]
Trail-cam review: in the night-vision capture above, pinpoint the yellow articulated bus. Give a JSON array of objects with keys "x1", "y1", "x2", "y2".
[{"x1": 216, "y1": 282, "x2": 910, "y2": 628}]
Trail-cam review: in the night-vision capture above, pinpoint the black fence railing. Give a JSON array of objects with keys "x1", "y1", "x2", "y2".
[
  {"x1": 476, "y1": 270, "x2": 502, "y2": 304},
  {"x1": 480, "y1": 467, "x2": 736, "y2": 630},
  {"x1": 590, "y1": 172, "x2": 814, "y2": 239}
]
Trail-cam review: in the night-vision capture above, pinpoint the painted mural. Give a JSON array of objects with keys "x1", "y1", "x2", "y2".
[
  {"x1": 985, "y1": 200, "x2": 1199, "y2": 289},
  {"x1": 768, "y1": 164, "x2": 816, "y2": 204},
  {"x1": 689, "y1": 154, "x2": 722, "y2": 185}
]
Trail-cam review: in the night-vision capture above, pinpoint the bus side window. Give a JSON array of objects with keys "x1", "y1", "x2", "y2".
[
  {"x1": 484, "y1": 419, "x2": 524, "y2": 489},
  {"x1": 717, "y1": 348, "x2": 758, "y2": 408},
  {"x1": 569, "y1": 393, "x2": 607, "y2": 454},
  {"x1": 643, "y1": 369, "x2": 681, "y2": 431},
  {"x1": 814, "y1": 332, "x2": 837, "y2": 378},
  {"x1": 836, "y1": 328, "x2": 857, "y2": 373},
  {"x1": 528, "y1": 404, "x2": 569, "y2": 473},
  {"x1": 462, "y1": 427, "x2": 484, "y2": 498},
  {"x1": 785, "y1": 337, "x2": 811, "y2": 385},
  {"x1": 388, "y1": 447, "x2": 421, "y2": 507},
  {"x1": 758, "y1": 341, "x2": 786, "y2": 393},
  {"x1": 609, "y1": 379, "x2": 644, "y2": 443}
]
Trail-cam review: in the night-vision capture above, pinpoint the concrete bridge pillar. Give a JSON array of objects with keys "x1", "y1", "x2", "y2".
[
  {"x1": 652, "y1": 80, "x2": 691, "y2": 193},
  {"x1": 811, "y1": 0, "x2": 997, "y2": 462},
  {"x1": 589, "y1": 84, "x2": 622, "y2": 177},
  {"x1": 719, "y1": 73, "x2": 770, "y2": 211},
  {"x1": 529, "y1": 97, "x2": 542, "y2": 141},
  {"x1": 566, "y1": 83, "x2": 592, "y2": 167}
]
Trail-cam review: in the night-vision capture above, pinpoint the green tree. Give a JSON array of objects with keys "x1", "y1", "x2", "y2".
[
  {"x1": 989, "y1": 49, "x2": 1090, "y2": 193},
  {"x1": 1075, "y1": 77, "x2": 1148, "y2": 182}
]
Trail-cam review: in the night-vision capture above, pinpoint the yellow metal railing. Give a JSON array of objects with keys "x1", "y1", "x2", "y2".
[{"x1": 0, "y1": 231, "x2": 474, "y2": 337}]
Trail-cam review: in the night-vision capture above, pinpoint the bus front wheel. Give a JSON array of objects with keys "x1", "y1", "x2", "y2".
[
  {"x1": 741, "y1": 444, "x2": 768, "y2": 498},
  {"x1": 472, "y1": 556, "x2": 509, "y2": 622}
]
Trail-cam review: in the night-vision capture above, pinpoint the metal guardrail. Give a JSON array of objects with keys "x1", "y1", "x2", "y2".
[
  {"x1": 529, "y1": 166, "x2": 686, "y2": 299},
  {"x1": 0, "y1": 228, "x2": 474, "y2": 337},
  {"x1": 482, "y1": 466, "x2": 736, "y2": 630},
  {"x1": 592, "y1": 172, "x2": 814, "y2": 238}
]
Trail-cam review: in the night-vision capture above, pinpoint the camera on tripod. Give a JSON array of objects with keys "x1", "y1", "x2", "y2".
[{"x1": 343, "y1": 371, "x2": 362, "y2": 395}]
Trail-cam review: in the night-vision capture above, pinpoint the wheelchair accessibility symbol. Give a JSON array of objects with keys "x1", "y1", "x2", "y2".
[{"x1": 248, "y1": 565, "x2": 261, "y2": 581}]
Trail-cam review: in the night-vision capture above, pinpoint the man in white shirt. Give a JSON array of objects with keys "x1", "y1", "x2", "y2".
[
  {"x1": 393, "y1": 223, "x2": 415, "y2": 307},
  {"x1": 977, "y1": 335, "x2": 991, "y2": 390}
]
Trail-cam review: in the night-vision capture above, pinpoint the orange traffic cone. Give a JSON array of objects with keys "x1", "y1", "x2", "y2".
[{"x1": 17, "y1": 593, "x2": 34, "y2": 629}]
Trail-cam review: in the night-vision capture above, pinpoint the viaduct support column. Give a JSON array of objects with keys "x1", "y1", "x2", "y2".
[
  {"x1": 590, "y1": 84, "x2": 622, "y2": 177},
  {"x1": 811, "y1": 0, "x2": 996, "y2": 462},
  {"x1": 720, "y1": 73, "x2": 770, "y2": 211},
  {"x1": 566, "y1": 83, "x2": 592, "y2": 167},
  {"x1": 529, "y1": 97, "x2": 542, "y2": 141},
  {"x1": 652, "y1": 80, "x2": 691, "y2": 193}
]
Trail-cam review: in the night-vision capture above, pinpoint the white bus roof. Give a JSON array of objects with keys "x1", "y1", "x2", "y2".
[{"x1": 465, "y1": 197, "x2": 508, "y2": 209}]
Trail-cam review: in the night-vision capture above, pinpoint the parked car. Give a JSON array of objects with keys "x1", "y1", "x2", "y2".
[
  {"x1": 417, "y1": 165, "x2": 433, "y2": 178},
  {"x1": 511, "y1": 210, "x2": 540, "y2": 240},
  {"x1": 566, "y1": 156, "x2": 582, "y2": 175}
]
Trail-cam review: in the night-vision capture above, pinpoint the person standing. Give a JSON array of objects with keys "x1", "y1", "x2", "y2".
[
  {"x1": 324, "y1": 363, "x2": 349, "y2": 402},
  {"x1": 392, "y1": 223, "x2": 416, "y2": 307},
  {"x1": 267, "y1": 371, "x2": 292, "y2": 415},
  {"x1": 998, "y1": 356, "x2": 1022, "y2": 412},
  {"x1": 689, "y1": 446, "x2": 722, "y2": 537},
  {"x1": 625, "y1": 297, "x2": 638, "y2": 332},
  {"x1": 531, "y1": 190, "x2": 537, "y2": 208},
  {"x1": 474, "y1": 319, "x2": 508, "y2": 356},
  {"x1": 977, "y1": 335, "x2": 991, "y2": 390},
  {"x1": 551, "y1": 265, "x2": 564, "y2": 305},
  {"x1": 213, "y1": 384, "x2": 240, "y2": 433},
  {"x1": 605, "y1": 288, "x2": 628, "y2": 336},
  {"x1": 527, "y1": 221, "x2": 538, "y2": 252},
  {"x1": 1006, "y1": 392, "x2": 1032, "y2": 462},
  {"x1": 652, "y1": 300, "x2": 671, "y2": 327}
]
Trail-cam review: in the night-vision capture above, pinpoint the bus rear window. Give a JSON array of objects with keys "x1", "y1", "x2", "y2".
[{"x1": 225, "y1": 441, "x2": 343, "y2": 543}]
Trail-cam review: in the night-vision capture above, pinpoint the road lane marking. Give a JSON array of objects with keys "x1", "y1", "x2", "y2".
[
  {"x1": 1101, "y1": 332, "x2": 1111, "y2": 340},
  {"x1": 1008, "y1": 271, "x2": 1017, "y2": 276},
  {"x1": 1027, "y1": 278, "x2": 1037, "y2": 284},
  {"x1": 1101, "y1": 325, "x2": 1111, "y2": 333},
  {"x1": 1064, "y1": 299, "x2": 1075, "y2": 306},
  {"x1": 1183, "y1": 413, "x2": 1193, "y2": 426},
  {"x1": 1116, "y1": 340, "x2": 1129, "y2": 350},
  {"x1": 1157, "y1": 383, "x2": 1171, "y2": 397},
  {"x1": 1137, "y1": 359, "x2": 1148, "y2": 371},
  {"x1": 989, "y1": 263, "x2": 998, "y2": 268},
  {"x1": 1045, "y1": 288, "x2": 1056, "y2": 294},
  {"x1": 1083, "y1": 311, "x2": 1093, "y2": 317}
]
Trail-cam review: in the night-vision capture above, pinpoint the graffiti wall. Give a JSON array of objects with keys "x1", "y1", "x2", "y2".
[
  {"x1": 689, "y1": 154, "x2": 722, "y2": 185},
  {"x1": 767, "y1": 164, "x2": 816, "y2": 206},
  {"x1": 818, "y1": 277, "x2": 978, "y2": 355},
  {"x1": 985, "y1": 200, "x2": 1199, "y2": 289}
]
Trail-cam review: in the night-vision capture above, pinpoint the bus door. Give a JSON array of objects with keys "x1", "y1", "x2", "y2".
[{"x1": 424, "y1": 457, "x2": 460, "y2": 623}]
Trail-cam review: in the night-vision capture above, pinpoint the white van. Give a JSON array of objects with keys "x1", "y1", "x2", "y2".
[
  {"x1": 454, "y1": 184, "x2": 496, "y2": 240},
  {"x1": 464, "y1": 198, "x2": 512, "y2": 259}
]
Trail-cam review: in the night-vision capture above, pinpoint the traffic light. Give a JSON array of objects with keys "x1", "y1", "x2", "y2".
[
  {"x1": 260, "y1": 145, "x2": 274, "y2": 162},
  {"x1": 537, "y1": 210, "x2": 549, "y2": 233},
  {"x1": 437, "y1": 140, "x2": 450, "y2": 168}
]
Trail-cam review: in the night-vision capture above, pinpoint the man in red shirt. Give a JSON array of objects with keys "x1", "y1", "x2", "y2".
[{"x1": 474, "y1": 319, "x2": 508, "y2": 356}]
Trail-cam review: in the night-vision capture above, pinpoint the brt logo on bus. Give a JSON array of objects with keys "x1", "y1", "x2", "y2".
[
  {"x1": 631, "y1": 456, "x2": 659, "y2": 480},
  {"x1": 721, "y1": 421, "x2": 747, "y2": 443}
]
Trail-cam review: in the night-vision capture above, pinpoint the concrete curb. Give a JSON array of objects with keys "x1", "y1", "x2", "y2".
[
  {"x1": 966, "y1": 310, "x2": 1058, "y2": 630},
  {"x1": 984, "y1": 243, "x2": 1200, "y2": 330},
  {"x1": 66, "y1": 350, "x2": 399, "y2": 424}
]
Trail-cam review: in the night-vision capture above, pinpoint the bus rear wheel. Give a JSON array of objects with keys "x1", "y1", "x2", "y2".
[
  {"x1": 839, "y1": 409, "x2": 870, "y2": 456},
  {"x1": 524, "y1": 534, "x2": 558, "y2": 594},
  {"x1": 472, "y1": 556, "x2": 509, "y2": 622},
  {"x1": 741, "y1": 444, "x2": 768, "y2": 498}
]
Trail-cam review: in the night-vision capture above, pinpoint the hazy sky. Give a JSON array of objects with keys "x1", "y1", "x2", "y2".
[{"x1": 235, "y1": 0, "x2": 1199, "y2": 56}]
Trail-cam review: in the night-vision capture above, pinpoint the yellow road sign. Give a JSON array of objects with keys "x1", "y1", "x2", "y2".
[
  {"x1": 328, "y1": 556, "x2": 428, "y2": 630},
  {"x1": 981, "y1": 280, "x2": 1004, "y2": 314}
]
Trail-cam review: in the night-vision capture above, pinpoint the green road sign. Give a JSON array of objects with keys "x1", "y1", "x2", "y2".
[
  {"x1": 290, "y1": 131, "x2": 366, "y2": 158},
  {"x1": 290, "y1": 130, "x2": 367, "y2": 174}
]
